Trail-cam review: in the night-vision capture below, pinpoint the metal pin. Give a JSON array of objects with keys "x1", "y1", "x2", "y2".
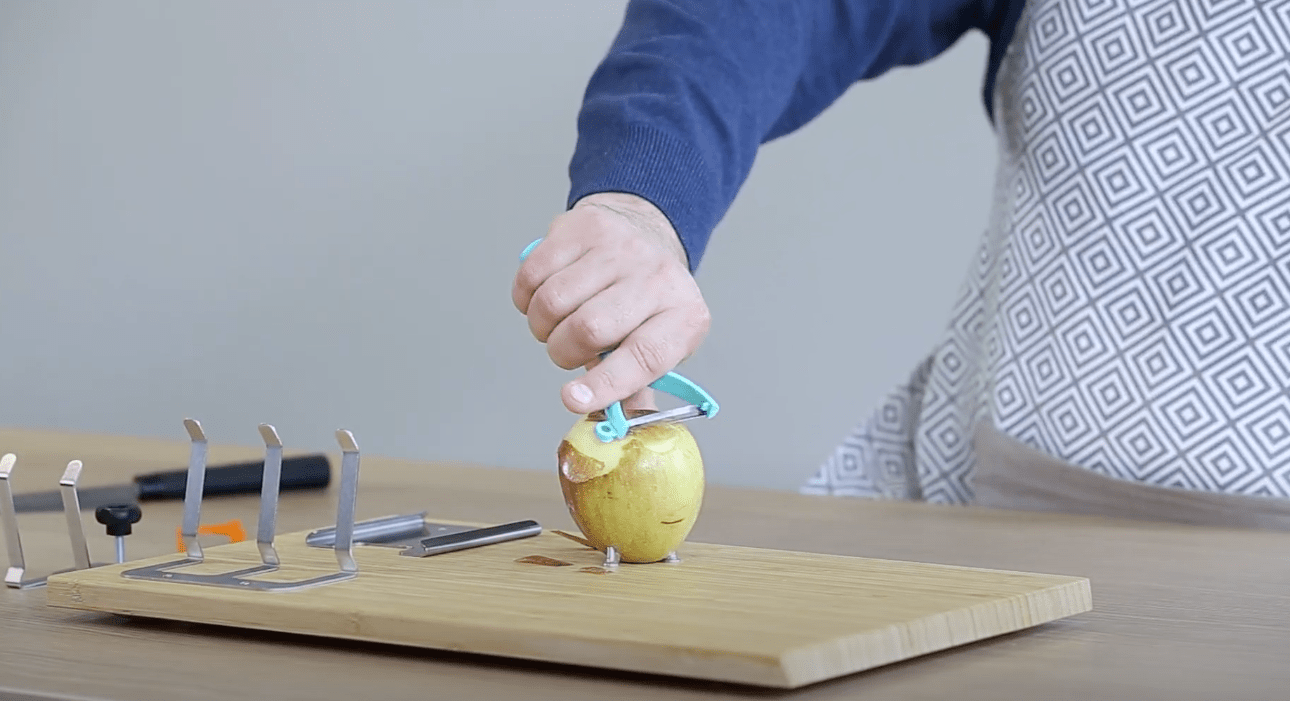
[
  {"x1": 256, "y1": 424, "x2": 283, "y2": 566},
  {"x1": 603, "y1": 545, "x2": 620, "y2": 569},
  {"x1": 59, "y1": 461, "x2": 92, "y2": 571},
  {"x1": 181, "y1": 418, "x2": 208, "y2": 561},
  {"x1": 333, "y1": 430, "x2": 361, "y2": 573},
  {"x1": 398, "y1": 520, "x2": 543, "y2": 558},
  {"x1": 0, "y1": 453, "x2": 32, "y2": 588},
  {"x1": 304, "y1": 511, "x2": 433, "y2": 548}
]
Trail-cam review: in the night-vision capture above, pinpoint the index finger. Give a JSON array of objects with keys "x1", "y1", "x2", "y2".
[{"x1": 512, "y1": 235, "x2": 590, "y2": 314}]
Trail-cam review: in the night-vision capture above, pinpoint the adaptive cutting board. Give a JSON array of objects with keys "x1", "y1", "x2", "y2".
[{"x1": 44, "y1": 518, "x2": 1092, "y2": 688}]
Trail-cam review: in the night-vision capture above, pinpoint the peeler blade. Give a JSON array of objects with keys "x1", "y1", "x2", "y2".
[{"x1": 625, "y1": 405, "x2": 709, "y2": 431}]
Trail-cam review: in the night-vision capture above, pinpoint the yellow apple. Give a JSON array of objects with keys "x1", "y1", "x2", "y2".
[{"x1": 557, "y1": 409, "x2": 705, "y2": 563}]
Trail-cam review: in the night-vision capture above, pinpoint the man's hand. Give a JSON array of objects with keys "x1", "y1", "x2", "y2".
[{"x1": 513, "y1": 192, "x2": 711, "y2": 414}]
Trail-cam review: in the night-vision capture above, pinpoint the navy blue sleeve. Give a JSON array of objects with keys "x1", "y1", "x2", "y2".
[{"x1": 566, "y1": 0, "x2": 1006, "y2": 272}]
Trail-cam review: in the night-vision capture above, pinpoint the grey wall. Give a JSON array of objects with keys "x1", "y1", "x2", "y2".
[{"x1": 0, "y1": 1, "x2": 997, "y2": 491}]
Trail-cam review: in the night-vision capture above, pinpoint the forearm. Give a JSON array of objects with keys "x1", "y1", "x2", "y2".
[{"x1": 567, "y1": 0, "x2": 993, "y2": 272}]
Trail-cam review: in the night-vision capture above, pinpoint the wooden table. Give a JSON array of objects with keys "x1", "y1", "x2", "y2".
[{"x1": 2, "y1": 426, "x2": 1288, "y2": 700}]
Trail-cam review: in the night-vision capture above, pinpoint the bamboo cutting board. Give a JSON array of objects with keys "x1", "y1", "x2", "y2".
[{"x1": 44, "y1": 518, "x2": 1092, "y2": 688}]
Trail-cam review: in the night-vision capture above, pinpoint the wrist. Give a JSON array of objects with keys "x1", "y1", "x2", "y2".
[{"x1": 573, "y1": 192, "x2": 690, "y2": 271}]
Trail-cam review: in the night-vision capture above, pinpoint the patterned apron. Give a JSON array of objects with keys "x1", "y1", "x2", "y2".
[{"x1": 803, "y1": 0, "x2": 1290, "y2": 528}]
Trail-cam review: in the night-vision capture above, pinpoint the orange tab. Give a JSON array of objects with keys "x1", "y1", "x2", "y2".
[{"x1": 175, "y1": 519, "x2": 247, "y2": 552}]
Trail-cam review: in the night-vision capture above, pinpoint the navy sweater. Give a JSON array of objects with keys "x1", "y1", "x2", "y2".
[{"x1": 565, "y1": 0, "x2": 1026, "y2": 272}]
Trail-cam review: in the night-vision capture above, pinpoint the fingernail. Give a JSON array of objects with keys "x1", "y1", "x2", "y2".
[{"x1": 570, "y1": 383, "x2": 594, "y2": 406}]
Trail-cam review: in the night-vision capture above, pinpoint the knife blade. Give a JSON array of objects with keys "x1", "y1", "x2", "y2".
[{"x1": 9, "y1": 453, "x2": 331, "y2": 513}]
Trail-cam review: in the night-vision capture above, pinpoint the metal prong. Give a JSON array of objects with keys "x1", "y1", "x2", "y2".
[
  {"x1": 1, "y1": 454, "x2": 30, "y2": 588},
  {"x1": 333, "y1": 430, "x2": 361, "y2": 573},
  {"x1": 603, "y1": 545, "x2": 620, "y2": 569},
  {"x1": 59, "y1": 461, "x2": 92, "y2": 571},
  {"x1": 181, "y1": 418, "x2": 208, "y2": 561},
  {"x1": 663, "y1": 552, "x2": 681, "y2": 563},
  {"x1": 255, "y1": 423, "x2": 283, "y2": 566}
]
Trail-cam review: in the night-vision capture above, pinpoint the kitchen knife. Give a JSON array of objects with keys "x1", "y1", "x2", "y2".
[{"x1": 10, "y1": 453, "x2": 331, "y2": 513}]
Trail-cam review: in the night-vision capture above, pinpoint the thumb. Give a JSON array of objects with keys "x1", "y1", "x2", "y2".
[
  {"x1": 561, "y1": 311, "x2": 690, "y2": 413},
  {"x1": 562, "y1": 379, "x2": 658, "y2": 414},
  {"x1": 561, "y1": 355, "x2": 659, "y2": 414}
]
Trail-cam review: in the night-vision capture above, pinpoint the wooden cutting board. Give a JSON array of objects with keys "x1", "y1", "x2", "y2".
[{"x1": 44, "y1": 517, "x2": 1092, "y2": 689}]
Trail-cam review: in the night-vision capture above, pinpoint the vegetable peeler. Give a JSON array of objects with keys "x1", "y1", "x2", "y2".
[{"x1": 519, "y1": 237, "x2": 719, "y2": 442}]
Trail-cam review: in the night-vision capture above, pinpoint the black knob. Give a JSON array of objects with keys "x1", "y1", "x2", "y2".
[{"x1": 95, "y1": 504, "x2": 142, "y2": 536}]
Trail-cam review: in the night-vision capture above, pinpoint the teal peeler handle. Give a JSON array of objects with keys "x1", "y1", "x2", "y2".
[{"x1": 518, "y1": 237, "x2": 719, "y2": 442}]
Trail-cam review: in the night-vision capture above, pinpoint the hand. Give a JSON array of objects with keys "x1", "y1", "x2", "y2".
[{"x1": 513, "y1": 192, "x2": 711, "y2": 414}]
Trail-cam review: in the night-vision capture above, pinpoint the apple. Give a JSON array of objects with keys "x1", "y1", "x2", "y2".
[{"x1": 557, "y1": 408, "x2": 705, "y2": 563}]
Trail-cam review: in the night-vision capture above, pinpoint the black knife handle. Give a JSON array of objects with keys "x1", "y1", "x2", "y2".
[{"x1": 133, "y1": 454, "x2": 332, "y2": 500}]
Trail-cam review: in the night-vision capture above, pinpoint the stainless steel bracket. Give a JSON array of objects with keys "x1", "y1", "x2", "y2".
[
  {"x1": 256, "y1": 423, "x2": 285, "y2": 566},
  {"x1": 1, "y1": 455, "x2": 101, "y2": 589},
  {"x1": 178, "y1": 418, "x2": 209, "y2": 561},
  {"x1": 120, "y1": 421, "x2": 364, "y2": 592}
]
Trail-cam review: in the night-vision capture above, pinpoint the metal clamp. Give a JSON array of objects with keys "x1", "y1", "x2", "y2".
[
  {"x1": 120, "y1": 420, "x2": 364, "y2": 592},
  {"x1": 1, "y1": 455, "x2": 100, "y2": 589}
]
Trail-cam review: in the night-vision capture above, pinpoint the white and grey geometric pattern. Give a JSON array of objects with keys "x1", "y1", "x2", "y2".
[{"x1": 805, "y1": 0, "x2": 1290, "y2": 503}]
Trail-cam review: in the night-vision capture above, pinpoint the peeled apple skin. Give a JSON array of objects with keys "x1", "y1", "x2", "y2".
[{"x1": 557, "y1": 409, "x2": 705, "y2": 563}]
